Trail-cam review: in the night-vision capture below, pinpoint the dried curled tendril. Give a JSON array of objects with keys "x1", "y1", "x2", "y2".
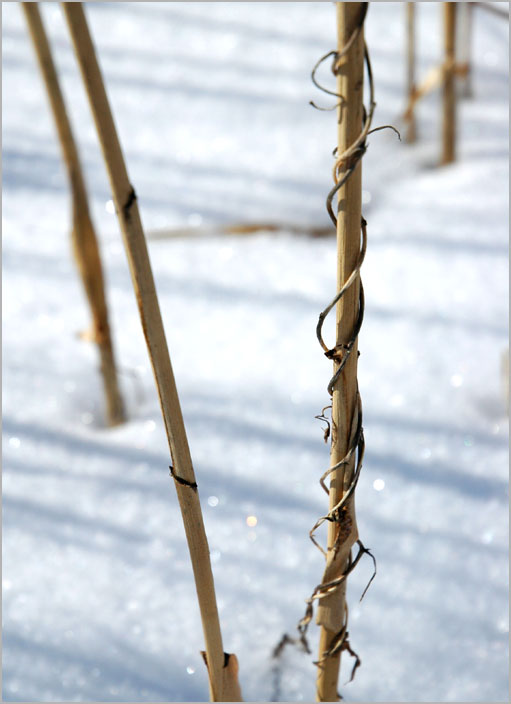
[
  {"x1": 307, "y1": 5, "x2": 374, "y2": 657},
  {"x1": 271, "y1": 5, "x2": 398, "y2": 693}
]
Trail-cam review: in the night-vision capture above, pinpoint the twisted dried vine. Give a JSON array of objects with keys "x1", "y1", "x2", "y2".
[
  {"x1": 270, "y1": 7, "x2": 400, "y2": 698},
  {"x1": 300, "y1": 2, "x2": 376, "y2": 676}
]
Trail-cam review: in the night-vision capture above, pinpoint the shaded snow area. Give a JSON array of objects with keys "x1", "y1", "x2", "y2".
[{"x1": 2, "y1": 2, "x2": 509, "y2": 702}]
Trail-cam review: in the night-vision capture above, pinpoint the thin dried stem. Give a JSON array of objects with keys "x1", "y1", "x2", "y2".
[
  {"x1": 60, "y1": 3, "x2": 241, "y2": 700},
  {"x1": 405, "y1": 2, "x2": 417, "y2": 142},
  {"x1": 22, "y1": 1, "x2": 125, "y2": 427},
  {"x1": 441, "y1": 2, "x2": 457, "y2": 165},
  {"x1": 315, "y1": 4, "x2": 367, "y2": 700}
]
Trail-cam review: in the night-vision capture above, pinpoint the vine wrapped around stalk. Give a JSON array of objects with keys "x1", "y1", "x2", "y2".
[{"x1": 300, "y1": 3, "x2": 380, "y2": 687}]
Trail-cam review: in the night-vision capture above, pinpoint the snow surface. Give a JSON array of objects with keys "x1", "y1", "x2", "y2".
[{"x1": 2, "y1": 2, "x2": 509, "y2": 702}]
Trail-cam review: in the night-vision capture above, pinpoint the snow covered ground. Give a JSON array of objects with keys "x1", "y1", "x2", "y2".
[{"x1": 2, "y1": 2, "x2": 509, "y2": 702}]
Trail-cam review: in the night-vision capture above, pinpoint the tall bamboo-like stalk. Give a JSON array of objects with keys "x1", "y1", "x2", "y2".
[
  {"x1": 406, "y1": 2, "x2": 417, "y2": 143},
  {"x1": 22, "y1": 2, "x2": 125, "y2": 427},
  {"x1": 456, "y1": 1, "x2": 473, "y2": 98},
  {"x1": 441, "y1": 2, "x2": 457, "y2": 164},
  {"x1": 316, "y1": 3, "x2": 365, "y2": 701},
  {"x1": 60, "y1": 4, "x2": 241, "y2": 701}
]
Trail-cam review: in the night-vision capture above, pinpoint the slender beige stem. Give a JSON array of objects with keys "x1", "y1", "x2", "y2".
[
  {"x1": 22, "y1": 2, "x2": 125, "y2": 427},
  {"x1": 316, "y1": 3, "x2": 364, "y2": 701},
  {"x1": 406, "y1": 2, "x2": 417, "y2": 143},
  {"x1": 441, "y1": 2, "x2": 457, "y2": 164},
  {"x1": 456, "y1": 1, "x2": 473, "y2": 98},
  {"x1": 60, "y1": 4, "x2": 240, "y2": 701}
]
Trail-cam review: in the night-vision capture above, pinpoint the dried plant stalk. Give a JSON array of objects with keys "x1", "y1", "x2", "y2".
[
  {"x1": 456, "y1": 2, "x2": 473, "y2": 98},
  {"x1": 441, "y1": 2, "x2": 457, "y2": 164},
  {"x1": 406, "y1": 2, "x2": 417, "y2": 143},
  {"x1": 22, "y1": 2, "x2": 125, "y2": 427},
  {"x1": 60, "y1": 3, "x2": 241, "y2": 701},
  {"x1": 316, "y1": 3, "x2": 365, "y2": 701}
]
